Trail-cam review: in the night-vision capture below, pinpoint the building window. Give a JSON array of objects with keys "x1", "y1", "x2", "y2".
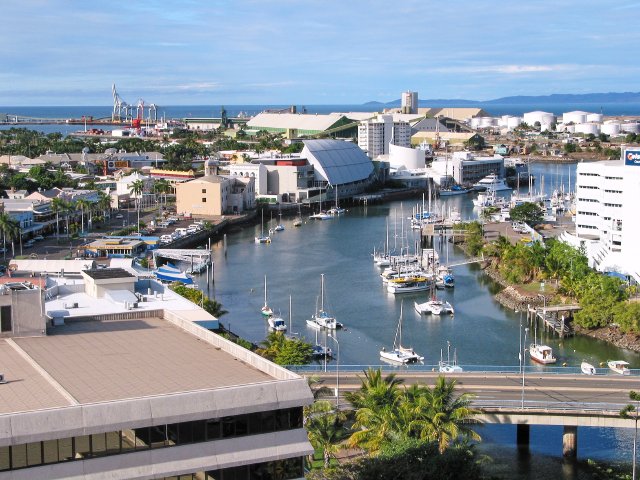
[
  {"x1": 202, "y1": 189, "x2": 206, "y2": 194},
  {"x1": 202, "y1": 198, "x2": 207, "y2": 203}
]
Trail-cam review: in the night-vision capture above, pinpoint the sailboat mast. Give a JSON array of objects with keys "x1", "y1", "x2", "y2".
[
  {"x1": 264, "y1": 275, "x2": 267, "y2": 307},
  {"x1": 320, "y1": 274, "x2": 325, "y2": 311},
  {"x1": 289, "y1": 295, "x2": 292, "y2": 333}
]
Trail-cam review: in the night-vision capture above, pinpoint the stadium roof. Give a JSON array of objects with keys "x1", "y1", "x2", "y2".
[{"x1": 302, "y1": 140, "x2": 373, "y2": 186}]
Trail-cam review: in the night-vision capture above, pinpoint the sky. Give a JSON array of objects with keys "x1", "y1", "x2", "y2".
[{"x1": 2, "y1": 0, "x2": 640, "y2": 106}]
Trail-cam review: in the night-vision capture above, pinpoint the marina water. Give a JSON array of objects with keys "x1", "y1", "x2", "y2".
[{"x1": 199, "y1": 162, "x2": 636, "y2": 478}]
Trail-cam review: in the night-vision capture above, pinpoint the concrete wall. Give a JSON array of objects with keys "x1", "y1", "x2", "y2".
[{"x1": 11, "y1": 290, "x2": 45, "y2": 337}]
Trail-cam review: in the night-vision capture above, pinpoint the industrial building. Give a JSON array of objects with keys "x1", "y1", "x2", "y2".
[
  {"x1": 0, "y1": 266, "x2": 312, "y2": 479},
  {"x1": 245, "y1": 112, "x2": 358, "y2": 139},
  {"x1": 560, "y1": 149, "x2": 640, "y2": 283}
]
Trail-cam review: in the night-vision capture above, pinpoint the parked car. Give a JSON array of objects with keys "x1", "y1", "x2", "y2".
[
  {"x1": 115, "y1": 213, "x2": 124, "y2": 219},
  {"x1": 33, "y1": 235, "x2": 45, "y2": 241},
  {"x1": 24, "y1": 240, "x2": 35, "y2": 248}
]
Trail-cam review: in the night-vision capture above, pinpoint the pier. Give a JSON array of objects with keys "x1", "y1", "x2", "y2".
[{"x1": 529, "y1": 304, "x2": 580, "y2": 338}]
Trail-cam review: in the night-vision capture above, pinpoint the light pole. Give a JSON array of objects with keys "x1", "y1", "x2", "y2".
[
  {"x1": 517, "y1": 309, "x2": 522, "y2": 374},
  {"x1": 522, "y1": 327, "x2": 529, "y2": 409},
  {"x1": 328, "y1": 334, "x2": 340, "y2": 409},
  {"x1": 621, "y1": 391, "x2": 640, "y2": 480}
]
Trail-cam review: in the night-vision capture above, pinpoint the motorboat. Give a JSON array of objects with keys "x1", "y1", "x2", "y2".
[
  {"x1": 608, "y1": 360, "x2": 631, "y2": 375},
  {"x1": 268, "y1": 314, "x2": 287, "y2": 332},
  {"x1": 437, "y1": 265, "x2": 455, "y2": 288},
  {"x1": 439, "y1": 184, "x2": 472, "y2": 196},
  {"x1": 293, "y1": 204, "x2": 303, "y2": 227},
  {"x1": 473, "y1": 173, "x2": 512, "y2": 192},
  {"x1": 529, "y1": 344, "x2": 557, "y2": 364},
  {"x1": 380, "y1": 302, "x2": 423, "y2": 364},
  {"x1": 153, "y1": 264, "x2": 193, "y2": 285},
  {"x1": 312, "y1": 343, "x2": 333, "y2": 358},
  {"x1": 274, "y1": 224, "x2": 285, "y2": 232},
  {"x1": 581, "y1": 361, "x2": 596, "y2": 375},
  {"x1": 386, "y1": 276, "x2": 432, "y2": 294}
]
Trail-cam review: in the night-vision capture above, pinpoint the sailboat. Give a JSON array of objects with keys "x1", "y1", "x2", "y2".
[
  {"x1": 306, "y1": 274, "x2": 343, "y2": 330},
  {"x1": 309, "y1": 186, "x2": 332, "y2": 220},
  {"x1": 438, "y1": 341, "x2": 463, "y2": 373},
  {"x1": 311, "y1": 330, "x2": 333, "y2": 358},
  {"x1": 327, "y1": 185, "x2": 345, "y2": 216},
  {"x1": 380, "y1": 301, "x2": 423, "y2": 364},
  {"x1": 261, "y1": 275, "x2": 274, "y2": 317},
  {"x1": 293, "y1": 204, "x2": 303, "y2": 227},
  {"x1": 254, "y1": 210, "x2": 271, "y2": 244},
  {"x1": 274, "y1": 208, "x2": 285, "y2": 231}
]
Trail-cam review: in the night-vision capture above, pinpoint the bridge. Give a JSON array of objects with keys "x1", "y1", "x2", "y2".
[{"x1": 295, "y1": 367, "x2": 638, "y2": 458}]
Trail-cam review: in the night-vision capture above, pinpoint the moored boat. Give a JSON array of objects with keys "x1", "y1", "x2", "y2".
[
  {"x1": 581, "y1": 361, "x2": 596, "y2": 375},
  {"x1": 473, "y1": 173, "x2": 512, "y2": 192},
  {"x1": 306, "y1": 274, "x2": 344, "y2": 330},
  {"x1": 380, "y1": 302, "x2": 423, "y2": 364},
  {"x1": 386, "y1": 275, "x2": 432, "y2": 294},
  {"x1": 153, "y1": 264, "x2": 193, "y2": 285},
  {"x1": 439, "y1": 341, "x2": 463, "y2": 373},
  {"x1": 607, "y1": 360, "x2": 630, "y2": 375},
  {"x1": 268, "y1": 314, "x2": 287, "y2": 332},
  {"x1": 529, "y1": 344, "x2": 557, "y2": 364}
]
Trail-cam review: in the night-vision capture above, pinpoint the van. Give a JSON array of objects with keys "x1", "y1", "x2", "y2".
[
  {"x1": 175, "y1": 228, "x2": 187, "y2": 236},
  {"x1": 188, "y1": 223, "x2": 202, "y2": 231},
  {"x1": 160, "y1": 235, "x2": 173, "y2": 243}
]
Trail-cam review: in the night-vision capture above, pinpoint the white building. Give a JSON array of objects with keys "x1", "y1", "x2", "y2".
[
  {"x1": 401, "y1": 91, "x2": 418, "y2": 114},
  {"x1": 450, "y1": 151, "x2": 505, "y2": 186},
  {"x1": 561, "y1": 149, "x2": 640, "y2": 282},
  {"x1": 358, "y1": 114, "x2": 411, "y2": 158}
]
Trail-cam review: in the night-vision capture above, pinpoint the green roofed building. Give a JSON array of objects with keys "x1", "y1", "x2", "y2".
[{"x1": 246, "y1": 112, "x2": 358, "y2": 139}]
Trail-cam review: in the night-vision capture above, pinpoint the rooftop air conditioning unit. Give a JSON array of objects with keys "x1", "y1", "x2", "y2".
[
  {"x1": 72, "y1": 302, "x2": 78, "y2": 309},
  {"x1": 132, "y1": 302, "x2": 138, "y2": 308},
  {"x1": 0, "y1": 374, "x2": 6, "y2": 384}
]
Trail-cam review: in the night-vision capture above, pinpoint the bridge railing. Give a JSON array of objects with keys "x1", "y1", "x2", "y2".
[
  {"x1": 473, "y1": 399, "x2": 628, "y2": 414},
  {"x1": 289, "y1": 364, "x2": 640, "y2": 377}
]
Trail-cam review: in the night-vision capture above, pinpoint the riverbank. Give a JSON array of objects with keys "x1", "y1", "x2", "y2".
[{"x1": 478, "y1": 250, "x2": 640, "y2": 353}]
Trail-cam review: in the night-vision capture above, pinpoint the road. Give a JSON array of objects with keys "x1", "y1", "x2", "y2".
[{"x1": 311, "y1": 371, "x2": 636, "y2": 412}]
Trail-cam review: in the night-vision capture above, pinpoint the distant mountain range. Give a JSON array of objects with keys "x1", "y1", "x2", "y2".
[{"x1": 364, "y1": 92, "x2": 640, "y2": 106}]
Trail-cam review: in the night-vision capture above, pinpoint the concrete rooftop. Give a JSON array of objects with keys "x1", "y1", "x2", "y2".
[{"x1": 0, "y1": 316, "x2": 274, "y2": 413}]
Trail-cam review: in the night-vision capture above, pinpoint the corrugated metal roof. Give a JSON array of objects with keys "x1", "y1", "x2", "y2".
[
  {"x1": 302, "y1": 140, "x2": 373, "y2": 186},
  {"x1": 247, "y1": 112, "x2": 346, "y2": 132}
]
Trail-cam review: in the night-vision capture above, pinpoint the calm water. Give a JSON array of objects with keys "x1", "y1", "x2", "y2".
[{"x1": 195, "y1": 163, "x2": 637, "y2": 477}]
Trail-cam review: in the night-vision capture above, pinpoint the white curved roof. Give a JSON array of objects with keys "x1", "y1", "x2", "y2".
[{"x1": 302, "y1": 140, "x2": 373, "y2": 186}]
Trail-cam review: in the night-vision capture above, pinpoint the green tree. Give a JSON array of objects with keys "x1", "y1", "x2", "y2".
[
  {"x1": 306, "y1": 402, "x2": 348, "y2": 468},
  {"x1": 509, "y1": 202, "x2": 543, "y2": 224},
  {"x1": 258, "y1": 332, "x2": 313, "y2": 366},
  {"x1": 564, "y1": 142, "x2": 578, "y2": 154},
  {"x1": 75, "y1": 198, "x2": 92, "y2": 235},
  {"x1": 128, "y1": 179, "x2": 145, "y2": 230},
  {"x1": 0, "y1": 213, "x2": 19, "y2": 259}
]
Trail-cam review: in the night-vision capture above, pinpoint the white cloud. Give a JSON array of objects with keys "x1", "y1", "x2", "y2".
[{"x1": 431, "y1": 64, "x2": 571, "y2": 75}]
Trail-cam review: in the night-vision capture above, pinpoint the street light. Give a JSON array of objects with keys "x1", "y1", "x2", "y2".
[
  {"x1": 516, "y1": 309, "x2": 522, "y2": 374},
  {"x1": 328, "y1": 334, "x2": 340, "y2": 409},
  {"x1": 621, "y1": 391, "x2": 640, "y2": 480},
  {"x1": 522, "y1": 327, "x2": 529, "y2": 409}
]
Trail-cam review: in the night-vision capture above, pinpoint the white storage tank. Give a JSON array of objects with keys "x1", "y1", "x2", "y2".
[
  {"x1": 575, "y1": 123, "x2": 600, "y2": 135},
  {"x1": 586, "y1": 113, "x2": 603, "y2": 123},
  {"x1": 601, "y1": 122, "x2": 621, "y2": 136},
  {"x1": 621, "y1": 122, "x2": 640, "y2": 134},
  {"x1": 523, "y1": 111, "x2": 556, "y2": 126},
  {"x1": 506, "y1": 116, "x2": 523, "y2": 129},
  {"x1": 563, "y1": 111, "x2": 588, "y2": 124}
]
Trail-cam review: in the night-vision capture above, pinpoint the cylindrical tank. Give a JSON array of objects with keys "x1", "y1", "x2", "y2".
[
  {"x1": 523, "y1": 111, "x2": 556, "y2": 126},
  {"x1": 601, "y1": 122, "x2": 621, "y2": 136},
  {"x1": 622, "y1": 122, "x2": 640, "y2": 134},
  {"x1": 575, "y1": 123, "x2": 600, "y2": 135},
  {"x1": 586, "y1": 113, "x2": 603, "y2": 123},
  {"x1": 506, "y1": 116, "x2": 522, "y2": 129},
  {"x1": 540, "y1": 123, "x2": 552, "y2": 132},
  {"x1": 563, "y1": 111, "x2": 588, "y2": 124}
]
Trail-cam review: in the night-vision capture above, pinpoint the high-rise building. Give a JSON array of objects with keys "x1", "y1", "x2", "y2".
[
  {"x1": 560, "y1": 148, "x2": 640, "y2": 283},
  {"x1": 358, "y1": 114, "x2": 411, "y2": 158},
  {"x1": 401, "y1": 91, "x2": 418, "y2": 114}
]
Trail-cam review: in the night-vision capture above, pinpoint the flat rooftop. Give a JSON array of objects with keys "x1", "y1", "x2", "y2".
[{"x1": 1, "y1": 316, "x2": 274, "y2": 413}]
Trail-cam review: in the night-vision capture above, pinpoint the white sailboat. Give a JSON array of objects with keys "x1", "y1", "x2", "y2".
[
  {"x1": 261, "y1": 275, "x2": 273, "y2": 317},
  {"x1": 274, "y1": 210, "x2": 285, "y2": 231},
  {"x1": 380, "y1": 301, "x2": 423, "y2": 364},
  {"x1": 309, "y1": 186, "x2": 332, "y2": 220},
  {"x1": 306, "y1": 274, "x2": 343, "y2": 330},
  {"x1": 327, "y1": 185, "x2": 345, "y2": 216},
  {"x1": 439, "y1": 341, "x2": 463, "y2": 373},
  {"x1": 293, "y1": 204, "x2": 303, "y2": 227},
  {"x1": 255, "y1": 210, "x2": 271, "y2": 244}
]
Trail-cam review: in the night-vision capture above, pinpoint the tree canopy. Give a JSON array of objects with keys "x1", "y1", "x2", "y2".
[{"x1": 509, "y1": 202, "x2": 543, "y2": 224}]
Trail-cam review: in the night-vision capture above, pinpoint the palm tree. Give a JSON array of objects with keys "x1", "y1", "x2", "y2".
[
  {"x1": 75, "y1": 198, "x2": 91, "y2": 235},
  {"x1": 0, "y1": 213, "x2": 18, "y2": 260},
  {"x1": 129, "y1": 179, "x2": 145, "y2": 230},
  {"x1": 306, "y1": 406, "x2": 348, "y2": 468},
  {"x1": 51, "y1": 197, "x2": 65, "y2": 243},
  {"x1": 153, "y1": 179, "x2": 171, "y2": 207},
  {"x1": 344, "y1": 367, "x2": 404, "y2": 410},
  {"x1": 411, "y1": 376, "x2": 481, "y2": 453},
  {"x1": 96, "y1": 191, "x2": 112, "y2": 222}
]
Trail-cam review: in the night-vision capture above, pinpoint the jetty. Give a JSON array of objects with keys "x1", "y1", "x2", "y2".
[{"x1": 529, "y1": 304, "x2": 580, "y2": 338}]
